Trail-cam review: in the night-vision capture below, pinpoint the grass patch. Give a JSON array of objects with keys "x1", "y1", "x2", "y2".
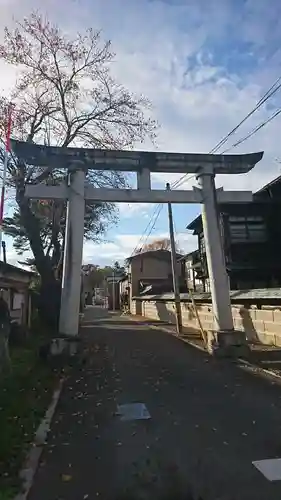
[{"x1": 0, "y1": 333, "x2": 60, "y2": 499}]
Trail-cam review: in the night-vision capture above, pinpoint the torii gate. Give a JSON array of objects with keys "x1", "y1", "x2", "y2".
[{"x1": 11, "y1": 140, "x2": 263, "y2": 351}]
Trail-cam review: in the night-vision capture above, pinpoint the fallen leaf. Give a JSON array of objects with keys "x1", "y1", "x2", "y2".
[{"x1": 62, "y1": 474, "x2": 72, "y2": 482}]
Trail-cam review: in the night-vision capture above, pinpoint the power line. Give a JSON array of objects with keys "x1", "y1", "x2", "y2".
[
  {"x1": 221, "y1": 107, "x2": 281, "y2": 154},
  {"x1": 129, "y1": 174, "x2": 195, "y2": 257},
  {"x1": 209, "y1": 74, "x2": 281, "y2": 154},
  {"x1": 130, "y1": 204, "x2": 163, "y2": 256},
  {"x1": 174, "y1": 104, "x2": 281, "y2": 187},
  {"x1": 176, "y1": 73, "x2": 281, "y2": 188},
  {"x1": 138, "y1": 204, "x2": 163, "y2": 250},
  {"x1": 172, "y1": 172, "x2": 196, "y2": 190}
]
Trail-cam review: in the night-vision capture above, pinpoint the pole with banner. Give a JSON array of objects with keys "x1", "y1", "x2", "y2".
[{"x1": 0, "y1": 104, "x2": 13, "y2": 260}]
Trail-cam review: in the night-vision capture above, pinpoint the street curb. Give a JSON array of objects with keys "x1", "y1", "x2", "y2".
[
  {"x1": 236, "y1": 357, "x2": 281, "y2": 381},
  {"x1": 126, "y1": 315, "x2": 281, "y2": 382},
  {"x1": 125, "y1": 315, "x2": 206, "y2": 351},
  {"x1": 13, "y1": 378, "x2": 65, "y2": 500}
]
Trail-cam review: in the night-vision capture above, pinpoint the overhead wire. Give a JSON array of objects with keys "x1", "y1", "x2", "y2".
[
  {"x1": 139, "y1": 204, "x2": 163, "y2": 250},
  {"x1": 131, "y1": 204, "x2": 163, "y2": 256},
  {"x1": 130, "y1": 174, "x2": 196, "y2": 256},
  {"x1": 209, "y1": 74, "x2": 281, "y2": 154},
  {"x1": 175, "y1": 73, "x2": 281, "y2": 189},
  {"x1": 221, "y1": 107, "x2": 281, "y2": 154}
]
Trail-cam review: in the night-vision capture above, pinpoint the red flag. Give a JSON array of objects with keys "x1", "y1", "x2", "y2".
[{"x1": 5, "y1": 103, "x2": 13, "y2": 152}]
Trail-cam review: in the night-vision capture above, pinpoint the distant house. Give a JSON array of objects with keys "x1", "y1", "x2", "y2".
[
  {"x1": 126, "y1": 249, "x2": 186, "y2": 297},
  {"x1": 179, "y1": 250, "x2": 208, "y2": 292},
  {"x1": 186, "y1": 175, "x2": 281, "y2": 290},
  {"x1": 119, "y1": 274, "x2": 130, "y2": 296},
  {"x1": 0, "y1": 262, "x2": 35, "y2": 326}
]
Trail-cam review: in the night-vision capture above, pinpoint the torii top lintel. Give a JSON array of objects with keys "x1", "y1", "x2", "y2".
[{"x1": 11, "y1": 140, "x2": 263, "y2": 175}]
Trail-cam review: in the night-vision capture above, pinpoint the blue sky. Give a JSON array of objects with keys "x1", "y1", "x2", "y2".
[{"x1": 1, "y1": 0, "x2": 281, "y2": 267}]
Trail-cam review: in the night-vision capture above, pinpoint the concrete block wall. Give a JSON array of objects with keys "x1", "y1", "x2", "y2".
[
  {"x1": 131, "y1": 300, "x2": 136, "y2": 315},
  {"x1": 131, "y1": 299, "x2": 281, "y2": 347}
]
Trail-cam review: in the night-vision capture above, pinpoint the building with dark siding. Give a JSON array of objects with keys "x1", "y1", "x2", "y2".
[{"x1": 186, "y1": 175, "x2": 281, "y2": 291}]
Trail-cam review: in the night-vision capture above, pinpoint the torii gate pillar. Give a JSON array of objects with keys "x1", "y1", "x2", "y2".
[
  {"x1": 59, "y1": 169, "x2": 85, "y2": 337},
  {"x1": 197, "y1": 169, "x2": 233, "y2": 332}
]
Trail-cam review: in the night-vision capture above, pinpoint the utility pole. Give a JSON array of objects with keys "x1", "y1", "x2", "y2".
[
  {"x1": 2, "y1": 242, "x2": 6, "y2": 264},
  {"x1": 112, "y1": 269, "x2": 116, "y2": 311},
  {"x1": 166, "y1": 183, "x2": 182, "y2": 335}
]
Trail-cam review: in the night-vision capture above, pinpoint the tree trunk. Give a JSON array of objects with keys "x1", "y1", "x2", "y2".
[
  {"x1": 38, "y1": 278, "x2": 61, "y2": 329},
  {"x1": 16, "y1": 181, "x2": 61, "y2": 330}
]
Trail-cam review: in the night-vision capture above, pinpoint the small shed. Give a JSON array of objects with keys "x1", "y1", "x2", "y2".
[{"x1": 0, "y1": 262, "x2": 35, "y2": 326}]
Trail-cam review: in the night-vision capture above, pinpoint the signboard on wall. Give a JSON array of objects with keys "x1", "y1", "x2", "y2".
[{"x1": 13, "y1": 293, "x2": 24, "y2": 310}]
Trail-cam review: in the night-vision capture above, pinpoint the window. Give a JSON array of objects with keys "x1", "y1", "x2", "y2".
[
  {"x1": 199, "y1": 233, "x2": 205, "y2": 254},
  {"x1": 229, "y1": 216, "x2": 267, "y2": 243}
]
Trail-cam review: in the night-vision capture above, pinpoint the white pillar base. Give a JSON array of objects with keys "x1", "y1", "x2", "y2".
[
  {"x1": 49, "y1": 336, "x2": 81, "y2": 358},
  {"x1": 207, "y1": 330, "x2": 250, "y2": 358}
]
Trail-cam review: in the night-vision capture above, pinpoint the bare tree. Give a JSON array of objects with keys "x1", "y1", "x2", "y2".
[
  {"x1": 0, "y1": 13, "x2": 157, "y2": 326},
  {"x1": 137, "y1": 238, "x2": 172, "y2": 253}
]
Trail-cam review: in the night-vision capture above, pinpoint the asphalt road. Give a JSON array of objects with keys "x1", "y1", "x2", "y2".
[{"x1": 28, "y1": 308, "x2": 281, "y2": 500}]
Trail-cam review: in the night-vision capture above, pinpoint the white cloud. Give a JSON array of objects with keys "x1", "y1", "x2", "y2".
[
  {"x1": 118, "y1": 202, "x2": 152, "y2": 219},
  {"x1": 82, "y1": 230, "x2": 197, "y2": 265},
  {"x1": 4, "y1": 245, "x2": 28, "y2": 268}
]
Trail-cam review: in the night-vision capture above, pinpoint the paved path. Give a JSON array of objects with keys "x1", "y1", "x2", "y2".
[{"x1": 29, "y1": 308, "x2": 281, "y2": 499}]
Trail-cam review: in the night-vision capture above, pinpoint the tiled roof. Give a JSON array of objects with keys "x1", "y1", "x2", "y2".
[
  {"x1": 134, "y1": 288, "x2": 281, "y2": 302},
  {"x1": 127, "y1": 249, "x2": 183, "y2": 263},
  {"x1": 255, "y1": 174, "x2": 281, "y2": 195},
  {"x1": 0, "y1": 261, "x2": 35, "y2": 277}
]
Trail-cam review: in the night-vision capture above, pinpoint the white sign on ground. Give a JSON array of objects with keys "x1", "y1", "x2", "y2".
[
  {"x1": 116, "y1": 403, "x2": 151, "y2": 421},
  {"x1": 253, "y1": 458, "x2": 281, "y2": 481}
]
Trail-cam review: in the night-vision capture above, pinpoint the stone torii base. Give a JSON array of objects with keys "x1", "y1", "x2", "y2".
[{"x1": 207, "y1": 330, "x2": 250, "y2": 358}]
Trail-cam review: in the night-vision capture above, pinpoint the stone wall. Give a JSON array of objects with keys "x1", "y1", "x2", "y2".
[{"x1": 131, "y1": 298, "x2": 281, "y2": 347}]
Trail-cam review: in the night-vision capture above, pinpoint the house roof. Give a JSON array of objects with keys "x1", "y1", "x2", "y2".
[
  {"x1": 186, "y1": 215, "x2": 202, "y2": 231},
  {"x1": 126, "y1": 249, "x2": 183, "y2": 263},
  {"x1": 0, "y1": 261, "x2": 35, "y2": 277},
  {"x1": 254, "y1": 174, "x2": 281, "y2": 196},
  {"x1": 133, "y1": 288, "x2": 281, "y2": 302},
  {"x1": 106, "y1": 275, "x2": 125, "y2": 283},
  {"x1": 119, "y1": 274, "x2": 129, "y2": 282},
  {"x1": 177, "y1": 249, "x2": 199, "y2": 261}
]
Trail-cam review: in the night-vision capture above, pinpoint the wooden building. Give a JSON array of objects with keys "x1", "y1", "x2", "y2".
[
  {"x1": 126, "y1": 249, "x2": 187, "y2": 297},
  {"x1": 186, "y1": 175, "x2": 281, "y2": 290},
  {"x1": 0, "y1": 262, "x2": 35, "y2": 326}
]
